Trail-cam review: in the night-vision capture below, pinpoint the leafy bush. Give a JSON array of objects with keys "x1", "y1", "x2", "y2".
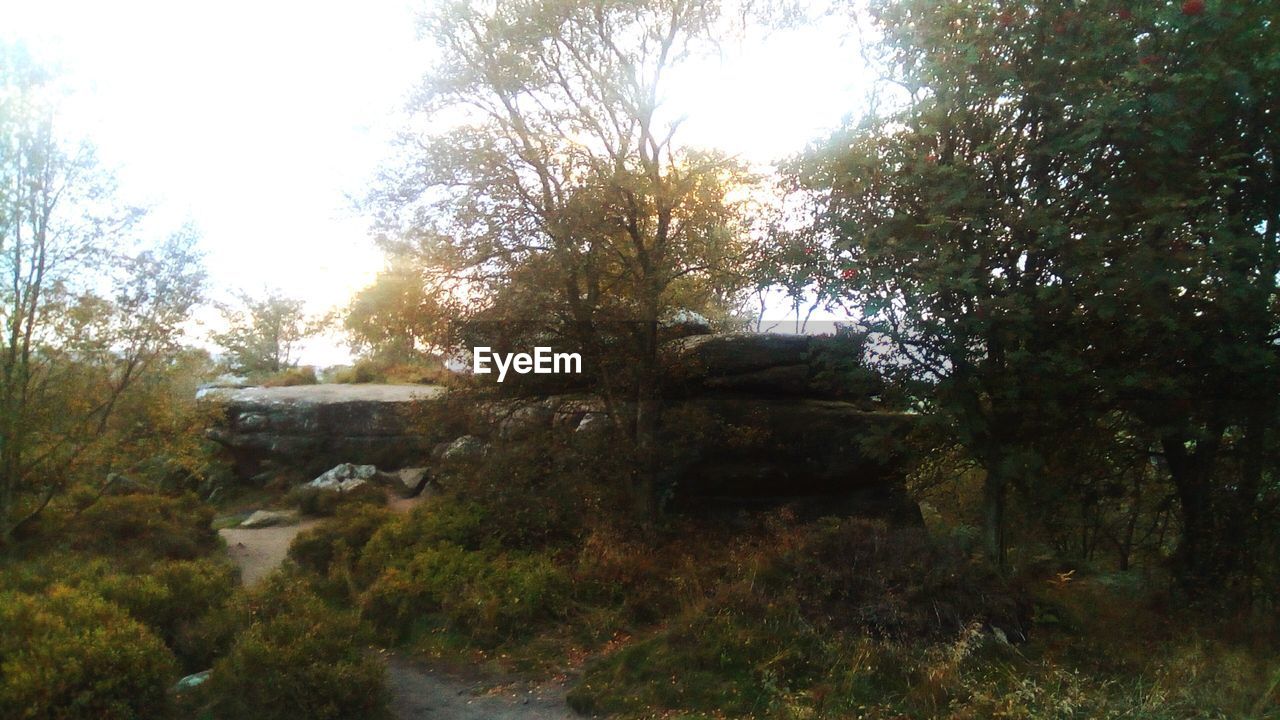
[
  {"x1": 288, "y1": 503, "x2": 392, "y2": 577},
  {"x1": 0, "y1": 554, "x2": 239, "y2": 673},
  {"x1": 568, "y1": 589, "x2": 832, "y2": 717},
  {"x1": 359, "y1": 544, "x2": 570, "y2": 648},
  {"x1": 772, "y1": 518, "x2": 1026, "y2": 640},
  {"x1": 0, "y1": 586, "x2": 177, "y2": 720},
  {"x1": 65, "y1": 493, "x2": 218, "y2": 563},
  {"x1": 92, "y1": 558, "x2": 239, "y2": 670},
  {"x1": 436, "y1": 434, "x2": 622, "y2": 551},
  {"x1": 288, "y1": 482, "x2": 387, "y2": 518},
  {"x1": 259, "y1": 366, "x2": 318, "y2": 387},
  {"x1": 328, "y1": 358, "x2": 451, "y2": 385},
  {"x1": 358, "y1": 500, "x2": 491, "y2": 573},
  {"x1": 203, "y1": 575, "x2": 388, "y2": 720}
]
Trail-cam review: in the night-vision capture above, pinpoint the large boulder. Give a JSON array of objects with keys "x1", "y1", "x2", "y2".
[
  {"x1": 662, "y1": 332, "x2": 885, "y2": 401},
  {"x1": 661, "y1": 395, "x2": 919, "y2": 521},
  {"x1": 202, "y1": 384, "x2": 448, "y2": 481},
  {"x1": 201, "y1": 333, "x2": 915, "y2": 522},
  {"x1": 306, "y1": 463, "x2": 386, "y2": 492}
]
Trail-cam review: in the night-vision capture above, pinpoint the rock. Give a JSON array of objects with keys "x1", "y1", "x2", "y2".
[
  {"x1": 666, "y1": 332, "x2": 812, "y2": 379},
  {"x1": 663, "y1": 331, "x2": 884, "y2": 401},
  {"x1": 307, "y1": 463, "x2": 379, "y2": 492},
  {"x1": 661, "y1": 395, "x2": 919, "y2": 522},
  {"x1": 201, "y1": 384, "x2": 448, "y2": 480},
  {"x1": 103, "y1": 472, "x2": 148, "y2": 495},
  {"x1": 196, "y1": 375, "x2": 251, "y2": 398},
  {"x1": 239, "y1": 509, "x2": 299, "y2": 529},
  {"x1": 497, "y1": 401, "x2": 556, "y2": 439},
  {"x1": 575, "y1": 412, "x2": 609, "y2": 434},
  {"x1": 174, "y1": 670, "x2": 210, "y2": 692},
  {"x1": 395, "y1": 467, "x2": 429, "y2": 492},
  {"x1": 660, "y1": 308, "x2": 712, "y2": 338},
  {"x1": 441, "y1": 435, "x2": 488, "y2": 462},
  {"x1": 200, "y1": 334, "x2": 913, "y2": 523}
]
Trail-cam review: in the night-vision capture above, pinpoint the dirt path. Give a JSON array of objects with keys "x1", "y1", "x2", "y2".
[
  {"x1": 386, "y1": 654, "x2": 581, "y2": 720},
  {"x1": 219, "y1": 519, "x2": 321, "y2": 585}
]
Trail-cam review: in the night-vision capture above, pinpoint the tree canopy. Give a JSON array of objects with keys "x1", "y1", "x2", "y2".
[{"x1": 794, "y1": 0, "x2": 1278, "y2": 588}]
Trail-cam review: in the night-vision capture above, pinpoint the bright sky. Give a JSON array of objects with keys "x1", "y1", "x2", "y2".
[{"x1": 2, "y1": 0, "x2": 869, "y2": 365}]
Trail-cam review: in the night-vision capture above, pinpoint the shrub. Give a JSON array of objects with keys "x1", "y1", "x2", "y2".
[
  {"x1": 259, "y1": 366, "x2": 318, "y2": 387},
  {"x1": 436, "y1": 434, "x2": 622, "y2": 551},
  {"x1": 204, "y1": 575, "x2": 389, "y2": 720},
  {"x1": 288, "y1": 482, "x2": 387, "y2": 518},
  {"x1": 288, "y1": 503, "x2": 392, "y2": 577},
  {"x1": 359, "y1": 544, "x2": 570, "y2": 648},
  {"x1": 329, "y1": 358, "x2": 451, "y2": 385},
  {"x1": 0, "y1": 554, "x2": 239, "y2": 673},
  {"x1": 0, "y1": 586, "x2": 177, "y2": 720},
  {"x1": 94, "y1": 558, "x2": 239, "y2": 670},
  {"x1": 66, "y1": 493, "x2": 218, "y2": 563},
  {"x1": 771, "y1": 518, "x2": 1027, "y2": 640},
  {"x1": 358, "y1": 500, "x2": 491, "y2": 576},
  {"x1": 568, "y1": 589, "x2": 832, "y2": 718}
]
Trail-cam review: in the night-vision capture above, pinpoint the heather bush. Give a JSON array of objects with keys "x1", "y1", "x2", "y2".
[
  {"x1": 288, "y1": 503, "x2": 392, "y2": 577},
  {"x1": 64, "y1": 493, "x2": 218, "y2": 563},
  {"x1": 203, "y1": 574, "x2": 389, "y2": 720},
  {"x1": 259, "y1": 365, "x2": 318, "y2": 387},
  {"x1": 568, "y1": 588, "x2": 832, "y2": 717},
  {"x1": 359, "y1": 543, "x2": 570, "y2": 648},
  {"x1": 771, "y1": 518, "x2": 1027, "y2": 640},
  {"x1": 0, "y1": 553, "x2": 239, "y2": 673},
  {"x1": 288, "y1": 481, "x2": 387, "y2": 517},
  {"x1": 0, "y1": 586, "x2": 177, "y2": 720}
]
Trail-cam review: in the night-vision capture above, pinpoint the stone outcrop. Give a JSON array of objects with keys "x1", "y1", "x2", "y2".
[
  {"x1": 203, "y1": 384, "x2": 447, "y2": 480},
  {"x1": 203, "y1": 333, "x2": 919, "y2": 521},
  {"x1": 663, "y1": 332, "x2": 885, "y2": 402},
  {"x1": 659, "y1": 395, "x2": 917, "y2": 520}
]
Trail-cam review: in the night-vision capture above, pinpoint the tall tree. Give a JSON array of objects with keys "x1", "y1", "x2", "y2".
[
  {"x1": 794, "y1": 0, "x2": 1278, "y2": 578},
  {"x1": 211, "y1": 290, "x2": 318, "y2": 376},
  {"x1": 368, "y1": 0, "x2": 762, "y2": 516},
  {"x1": 0, "y1": 43, "x2": 207, "y2": 543}
]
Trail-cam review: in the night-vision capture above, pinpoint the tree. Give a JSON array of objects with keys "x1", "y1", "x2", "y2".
[
  {"x1": 367, "y1": 0, "x2": 763, "y2": 517},
  {"x1": 794, "y1": 0, "x2": 1278, "y2": 582},
  {"x1": 0, "y1": 43, "x2": 207, "y2": 543},
  {"x1": 211, "y1": 290, "x2": 320, "y2": 376},
  {"x1": 345, "y1": 260, "x2": 450, "y2": 364}
]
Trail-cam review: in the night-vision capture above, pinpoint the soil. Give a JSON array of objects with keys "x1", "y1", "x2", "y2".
[
  {"x1": 386, "y1": 654, "x2": 582, "y2": 720},
  {"x1": 219, "y1": 519, "x2": 321, "y2": 585}
]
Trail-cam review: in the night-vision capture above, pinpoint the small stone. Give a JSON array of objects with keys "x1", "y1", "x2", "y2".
[
  {"x1": 239, "y1": 509, "x2": 299, "y2": 528},
  {"x1": 174, "y1": 670, "x2": 210, "y2": 692}
]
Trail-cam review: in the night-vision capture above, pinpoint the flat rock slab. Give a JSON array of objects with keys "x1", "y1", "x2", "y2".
[
  {"x1": 202, "y1": 384, "x2": 450, "y2": 480},
  {"x1": 200, "y1": 384, "x2": 447, "y2": 403}
]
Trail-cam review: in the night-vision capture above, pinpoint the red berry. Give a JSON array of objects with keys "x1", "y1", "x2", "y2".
[
  {"x1": 1117, "y1": 8, "x2": 1133, "y2": 20},
  {"x1": 1181, "y1": 0, "x2": 1204, "y2": 16},
  {"x1": 841, "y1": 268, "x2": 857, "y2": 281},
  {"x1": 998, "y1": 11, "x2": 1014, "y2": 26}
]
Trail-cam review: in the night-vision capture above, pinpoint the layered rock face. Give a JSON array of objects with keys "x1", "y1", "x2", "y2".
[
  {"x1": 202, "y1": 384, "x2": 447, "y2": 480},
  {"x1": 203, "y1": 333, "x2": 918, "y2": 520}
]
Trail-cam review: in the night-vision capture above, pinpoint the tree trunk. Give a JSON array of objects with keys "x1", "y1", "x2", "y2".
[
  {"x1": 983, "y1": 468, "x2": 1009, "y2": 570},
  {"x1": 1162, "y1": 432, "x2": 1226, "y2": 594},
  {"x1": 631, "y1": 316, "x2": 661, "y2": 527}
]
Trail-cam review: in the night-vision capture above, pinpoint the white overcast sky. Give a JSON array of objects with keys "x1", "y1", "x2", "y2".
[{"x1": 2, "y1": 0, "x2": 869, "y2": 364}]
